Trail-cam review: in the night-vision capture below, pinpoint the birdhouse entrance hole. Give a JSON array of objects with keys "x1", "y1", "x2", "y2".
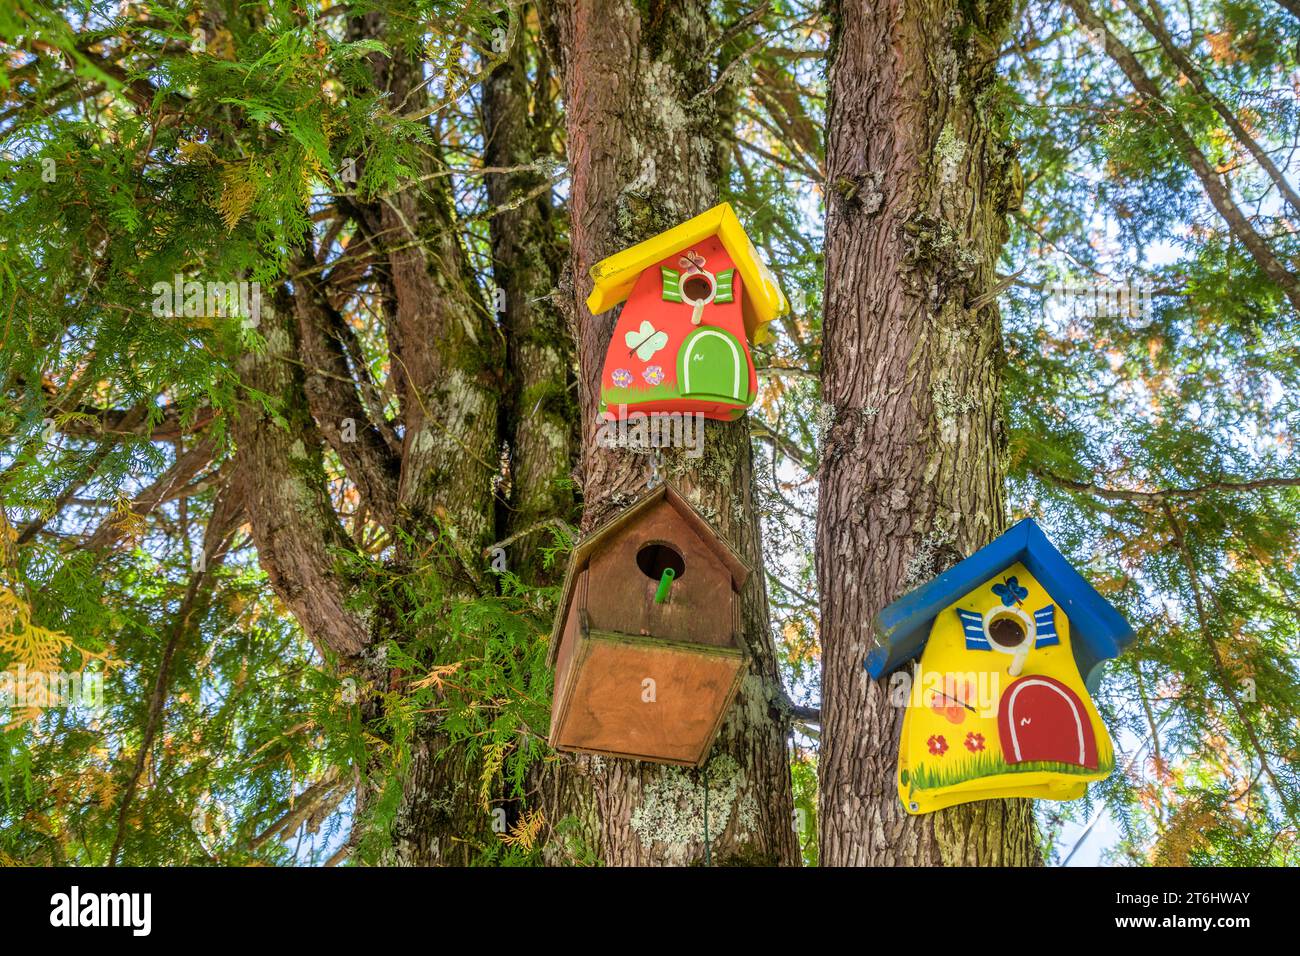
[
  {"x1": 682, "y1": 273, "x2": 714, "y2": 304},
  {"x1": 637, "y1": 541, "x2": 686, "y2": 581},
  {"x1": 988, "y1": 616, "x2": 1026, "y2": 648}
]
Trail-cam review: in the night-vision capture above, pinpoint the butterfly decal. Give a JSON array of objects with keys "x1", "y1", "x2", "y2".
[
  {"x1": 992, "y1": 576, "x2": 1029, "y2": 606},
  {"x1": 928, "y1": 675, "x2": 976, "y2": 725},
  {"x1": 679, "y1": 250, "x2": 706, "y2": 273},
  {"x1": 626, "y1": 320, "x2": 669, "y2": 361}
]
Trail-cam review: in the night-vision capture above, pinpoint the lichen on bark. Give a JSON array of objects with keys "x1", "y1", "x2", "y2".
[{"x1": 629, "y1": 754, "x2": 760, "y2": 855}]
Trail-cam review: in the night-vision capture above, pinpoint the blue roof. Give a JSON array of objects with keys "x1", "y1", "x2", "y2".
[{"x1": 865, "y1": 518, "x2": 1135, "y2": 691}]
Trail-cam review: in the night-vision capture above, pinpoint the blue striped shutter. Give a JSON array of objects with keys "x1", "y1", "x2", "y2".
[
  {"x1": 1033, "y1": 604, "x2": 1060, "y2": 647},
  {"x1": 957, "y1": 608, "x2": 990, "y2": 650}
]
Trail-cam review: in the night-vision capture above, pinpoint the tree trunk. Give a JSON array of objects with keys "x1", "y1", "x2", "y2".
[
  {"x1": 816, "y1": 0, "x2": 1042, "y2": 865},
  {"x1": 485, "y1": 11, "x2": 578, "y2": 585},
  {"x1": 343, "y1": 13, "x2": 505, "y2": 865},
  {"x1": 540, "y1": 0, "x2": 799, "y2": 866},
  {"x1": 232, "y1": 295, "x2": 371, "y2": 661}
]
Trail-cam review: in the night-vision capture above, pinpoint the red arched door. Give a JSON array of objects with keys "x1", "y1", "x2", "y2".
[{"x1": 997, "y1": 675, "x2": 1098, "y2": 769}]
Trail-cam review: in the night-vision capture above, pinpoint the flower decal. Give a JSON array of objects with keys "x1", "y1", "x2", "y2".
[
  {"x1": 642, "y1": 365, "x2": 664, "y2": 386},
  {"x1": 964, "y1": 732, "x2": 986, "y2": 753},
  {"x1": 927, "y1": 734, "x2": 948, "y2": 757},
  {"x1": 611, "y1": 368, "x2": 633, "y2": 389}
]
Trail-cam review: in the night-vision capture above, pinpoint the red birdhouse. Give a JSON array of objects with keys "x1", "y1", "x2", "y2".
[{"x1": 588, "y1": 203, "x2": 789, "y2": 422}]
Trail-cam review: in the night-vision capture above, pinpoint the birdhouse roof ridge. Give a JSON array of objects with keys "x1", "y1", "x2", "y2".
[
  {"x1": 546, "y1": 481, "x2": 751, "y2": 665},
  {"x1": 864, "y1": 518, "x2": 1135, "y2": 691},
  {"x1": 584, "y1": 202, "x2": 788, "y2": 344}
]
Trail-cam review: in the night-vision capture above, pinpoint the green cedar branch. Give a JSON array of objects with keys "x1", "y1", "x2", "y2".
[
  {"x1": 1064, "y1": 0, "x2": 1300, "y2": 312},
  {"x1": 1034, "y1": 468, "x2": 1300, "y2": 502}
]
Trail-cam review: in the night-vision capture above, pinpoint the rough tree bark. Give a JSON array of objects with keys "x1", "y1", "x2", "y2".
[
  {"x1": 816, "y1": 0, "x2": 1042, "y2": 865},
  {"x1": 485, "y1": 10, "x2": 579, "y2": 584},
  {"x1": 538, "y1": 0, "x2": 800, "y2": 866},
  {"x1": 232, "y1": 297, "x2": 371, "y2": 661},
  {"x1": 230, "y1": 12, "x2": 508, "y2": 865}
]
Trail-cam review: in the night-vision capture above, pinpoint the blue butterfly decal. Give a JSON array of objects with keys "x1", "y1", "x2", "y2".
[{"x1": 991, "y1": 576, "x2": 1029, "y2": 606}]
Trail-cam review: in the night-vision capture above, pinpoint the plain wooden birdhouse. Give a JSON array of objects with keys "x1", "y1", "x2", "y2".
[{"x1": 548, "y1": 483, "x2": 749, "y2": 766}]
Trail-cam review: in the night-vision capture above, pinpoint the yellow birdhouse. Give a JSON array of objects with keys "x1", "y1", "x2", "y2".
[{"x1": 866, "y1": 519, "x2": 1135, "y2": 815}]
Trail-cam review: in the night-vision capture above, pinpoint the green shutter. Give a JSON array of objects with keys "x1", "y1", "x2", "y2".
[
  {"x1": 661, "y1": 267, "x2": 683, "y2": 302},
  {"x1": 713, "y1": 269, "x2": 735, "y2": 303}
]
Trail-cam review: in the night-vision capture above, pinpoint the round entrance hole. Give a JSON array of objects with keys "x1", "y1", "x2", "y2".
[
  {"x1": 637, "y1": 542, "x2": 685, "y2": 582},
  {"x1": 682, "y1": 273, "x2": 713, "y2": 303},
  {"x1": 988, "y1": 616, "x2": 1026, "y2": 648}
]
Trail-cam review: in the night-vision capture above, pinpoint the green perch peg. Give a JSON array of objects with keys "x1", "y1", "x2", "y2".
[{"x1": 654, "y1": 567, "x2": 675, "y2": 604}]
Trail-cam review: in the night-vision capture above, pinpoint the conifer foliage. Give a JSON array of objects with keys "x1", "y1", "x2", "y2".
[{"x1": 0, "y1": 0, "x2": 1295, "y2": 866}]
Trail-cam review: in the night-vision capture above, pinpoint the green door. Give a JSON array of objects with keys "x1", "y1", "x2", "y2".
[{"x1": 677, "y1": 327, "x2": 748, "y2": 402}]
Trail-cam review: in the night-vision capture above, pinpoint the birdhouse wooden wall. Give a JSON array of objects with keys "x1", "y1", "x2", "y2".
[
  {"x1": 548, "y1": 485, "x2": 749, "y2": 767},
  {"x1": 583, "y1": 500, "x2": 738, "y2": 647},
  {"x1": 896, "y1": 562, "x2": 1115, "y2": 814}
]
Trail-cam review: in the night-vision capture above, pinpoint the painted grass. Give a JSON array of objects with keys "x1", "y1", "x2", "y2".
[
  {"x1": 904, "y1": 748, "x2": 1115, "y2": 791},
  {"x1": 600, "y1": 384, "x2": 750, "y2": 412},
  {"x1": 601, "y1": 383, "x2": 681, "y2": 406}
]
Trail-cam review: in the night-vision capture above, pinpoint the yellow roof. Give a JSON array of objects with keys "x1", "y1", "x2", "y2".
[{"x1": 585, "y1": 202, "x2": 788, "y2": 345}]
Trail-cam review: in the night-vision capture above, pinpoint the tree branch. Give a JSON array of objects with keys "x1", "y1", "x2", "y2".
[
  {"x1": 83, "y1": 433, "x2": 220, "y2": 552},
  {"x1": 1162, "y1": 502, "x2": 1292, "y2": 814},
  {"x1": 287, "y1": 265, "x2": 401, "y2": 526},
  {"x1": 108, "y1": 482, "x2": 243, "y2": 865},
  {"x1": 1033, "y1": 468, "x2": 1300, "y2": 502},
  {"x1": 1125, "y1": 0, "x2": 1300, "y2": 215},
  {"x1": 231, "y1": 302, "x2": 371, "y2": 658},
  {"x1": 1065, "y1": 0, "x2": 1300, "y2": 311}
]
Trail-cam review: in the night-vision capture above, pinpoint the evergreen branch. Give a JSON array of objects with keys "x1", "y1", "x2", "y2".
[
  {"x1": 82, "y1": 433, "x2": 221, "y2": 552},
  {"x1": 1033, "y1": 468, "x2": 1300, "y2": 502},
  {"x1": 1162, "y1": 502, "x2": 1294, "y2": 816},
  {"x1": 750, "y1": 422, "x2": 817, "y2": 472},
  {"x1": 108, "y1": 483, "x2": 242, "y2": 865},
  {"x1": 15, "y1": 405, "x2": 148, "y2": 546},
  {"x1": 482, "y1": 517, "x2": 577, "y2": 557},
  {"x1": 1064, "y1": 0, "x2": 1300, "y2": 312},
  {"x1": 1126, "y1": 0, "x2": 1300, "y2": 215}
]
